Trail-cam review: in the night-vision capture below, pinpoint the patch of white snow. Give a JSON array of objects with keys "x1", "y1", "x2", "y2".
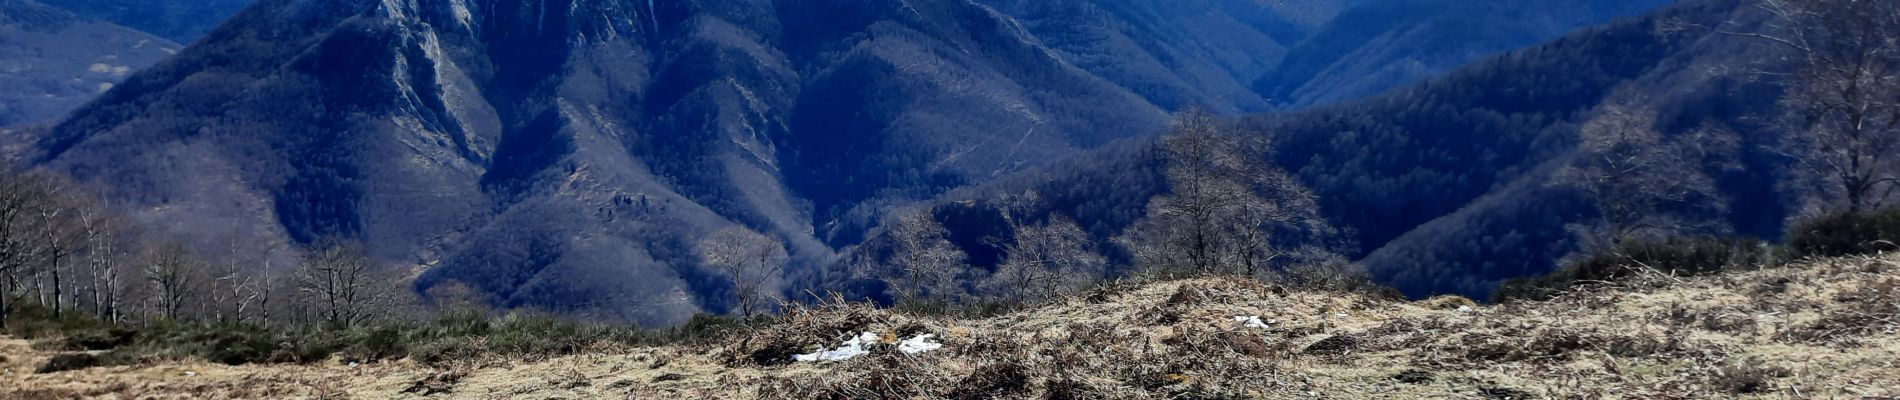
[
  {"x1": 793, "y1": 332, "x2": 879, "y2": 362},
  {"x1": 1232, "y1": 316, "x2": 1269, "y2": 329},
  {"x1": 898, "y1": 334, "x2": 943, "y2": 355}
]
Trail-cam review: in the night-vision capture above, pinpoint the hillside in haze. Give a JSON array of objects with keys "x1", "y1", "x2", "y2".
[
  {"x1": 882, "y1": 0, "x2": 1794, "y2": 301},
  {"x1": 33, "y1": 0, "x2": 1351, "y2": 325},
  {"x1": 1254, "y1": 0, "x2": 1675, "y2": 108},
  {"x1": 1254, "y1": 0, "x2": 1789, "y2": 298},
  {"x1": 32, "y1": 0, "x2": 253, "y2": 43},
  {"x1": 20, "y1": 0, "x2": 1797, "y2": 325},
  {"x1": 0, "y1": 0, "x2": 180, "y2": 129}
]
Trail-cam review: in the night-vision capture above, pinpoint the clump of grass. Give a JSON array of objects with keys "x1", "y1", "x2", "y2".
[
  {"x1": 14, "y1": 306, "x2": 760, "y2": 373},
  {"x1": 721, "y1": 296, "x2": 900, "y2": 367},
  {"x1": 1711, "y1": 361, "x2": 1787, "y2": 395},
  {"x1": 35, "y1": 353, "x2": 102, "y2": 374},
  {"x1": 1779, "y1": 277, "x2": 1900, "y2": 344},
  {"x1": 948, "y1": 363, "x2": 1030, "y2": 400}
]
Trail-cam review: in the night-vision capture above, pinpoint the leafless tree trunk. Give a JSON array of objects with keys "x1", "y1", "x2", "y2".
[
  {"x1": 874, "y1": 210, "x2": 966, "y2": 305},
  {"x1": 1555, "y1": 98, "x2": 1732, "y2": 256},
  {"x1": 1738, "y1": 0, "x2": 1900, "y2": 214},
  {"x1": 79, "y1": 204, "x2": 131, "y2": 323},
  {"x1": 33, "y1": 181, "x2": 85, "y2": 320},
  {"x1": 145, "y1": 243, "x2": 205, "y2": 322},
  {"x1": 296, "y1": 241, "x2": 387, "y2": 329},
  {"x1": 208, "y1": 234, "x2": 268, "y2": 324},
  {"x1": 697, "y1": 227, "x2": 787, "y2": 316},
  {"x1": 1118, "y1": 109, "x2": 1321, "y2": 277},
  {"x1": 0, "y1": 170, "x2": 55, "y2": 328},
  {"x1": 982, "y1": 191, "x2": 1105, "y2": 303}
]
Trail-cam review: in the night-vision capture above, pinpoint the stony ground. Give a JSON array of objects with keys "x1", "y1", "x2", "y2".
[{"x1": 4, "y1": 255, "x2": 1897, "y2": 399}]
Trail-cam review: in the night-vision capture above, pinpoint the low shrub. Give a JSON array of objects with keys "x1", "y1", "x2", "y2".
[
  {"x1": 2, "y1": 302, "x2": 107, "y2": 339},
  {"x1": 341, "y1": 326, "x2": 410, "y2": 362},
  {"x1": 60, "y1": 327, "x2": 139, "y2": 351},
  {"x1": 35, "y1": 353, "x2": 102, "y2": 374},
  {"x1": 1788, "y1": 209, "x2": 1900, "y2": 258},
  {"x1": 1497, "y1": 237, "x2": 1775, "y2": 302}
]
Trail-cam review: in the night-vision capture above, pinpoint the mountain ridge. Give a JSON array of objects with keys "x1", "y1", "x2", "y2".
[
  {"x1": 34, "y1": 0, "x2": 1334, "y2": 325},
  {"x1": 25, "y1": 0, "x2": 1741, "y2": 324},
  {"x1": 0, "y1": 0, "x2": 181, "y2": 130}
]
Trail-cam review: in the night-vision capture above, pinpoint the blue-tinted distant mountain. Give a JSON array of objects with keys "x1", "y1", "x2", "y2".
[
  {"x1": 1254, "y1": 0, "x2": 1677, "y2": 108},
  {"x1": 899, "y1": 0, "x2": 1788, "y2": 302},
  {"x1": 1249, "y1": 0, "x2": 1790, "y2": 298},
  {"x1": 30, "y1": 0, "x2": 1774, "y2": 325},
  {"x1": 38, "y1": 0, "x2": 1273, "y2": 325},
  {"x1": 0, "y1": 0, "x2": 180, "y2": 129},
  {"x1": 976, "y1": 0, "x2": 1344, "y2": 113},
  {"x1": 33, "y1": 0, "x2": 252, "y2": 43}
]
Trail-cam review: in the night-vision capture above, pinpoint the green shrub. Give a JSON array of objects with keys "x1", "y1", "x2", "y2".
[
  {"x1": 1789, "y1": 209, "x2": 1900, "y2": 258},
  {"x1": 1497, "y1": 237, "x2": 1775, "y2": 302}
]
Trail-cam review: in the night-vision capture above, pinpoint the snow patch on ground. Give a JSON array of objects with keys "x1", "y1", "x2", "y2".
[
  {"x1": 898, "y1": 334, "x2": 943, "y2": 355},
  {"x1": 794, "y1": 332, "x2": 945, "y2": 362},
  {"x1": 794, "y1": 332, "x2": 878, "y2": 362},
  {"x1": 1232, "y1": 316, "x2": 1270, "y2": 329}
]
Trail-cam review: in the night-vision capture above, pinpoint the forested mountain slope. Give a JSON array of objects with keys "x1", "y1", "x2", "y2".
[
  {"x1": 1253, "y1": 0, "x2": 1676, "y2": 108},
  {"x1": 975, "y1": 0, "x2": 1330, "y2": 114},
  {"x1": 24, "y1": 0, "x2": 1748, "y2": 325},
  {"x1": 32, "y1": 0, "x2": 253, "y2": 43},
  {"x1": 0, "y1": 0, "x2": 180, "y2": 129},
  {"x1": 1247, "y1": 0, "x2": 1791, "y2": 298},
  {"x1": 897, "y1": 0, "x2": 1790, "y2": 301},
  {"x1": 29, "y1": 0, "x2": 1364, "y2": 326}
]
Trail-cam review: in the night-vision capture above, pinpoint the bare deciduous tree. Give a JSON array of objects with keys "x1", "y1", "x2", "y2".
[
  {"x1": 1741, "y1": 0, "x2": 1900, "y2": 213},
  {"x1": 697, "y1": 227, "x2": 787, "y2": 317},
  {"x1": 77, "y1": 204, "x2": 132, "y2": 322},
  {"x1": 0, "y1": 175, "x2": 35, "y2": 327},
  {"x1": 987, "y1": 216, "x2": 1103, "y2": 303},
  {"x1": 144, "y1": 243, "x2": 206, "y2": 322},
  {"x1": 31, "y1": 179, "x2": 89, "y2": 320},
  {"x1": 206, "y1": 232, "x2": 281, "y2": 325},
  {"x1": 1556, "y1": 100, "x2": 1733, "y2": 255},
  {"x1": 296, "y1": 242, "x2": 387, "y2": 329},
  {"x1": 875, "y1": 210, "x2": 967, "y2": 305},
  {"x1": 1118, "y1": 109, "x2": 1322, "y2": 276}
]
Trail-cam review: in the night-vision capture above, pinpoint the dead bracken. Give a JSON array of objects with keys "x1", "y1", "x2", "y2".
[{"x1": 3, "y1": 255, "x2": 1899, "y2": 399}]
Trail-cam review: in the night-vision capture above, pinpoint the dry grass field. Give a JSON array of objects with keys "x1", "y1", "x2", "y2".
[{"x1": 4, "y1": 255, "x2": 1897, "y2": 399}]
